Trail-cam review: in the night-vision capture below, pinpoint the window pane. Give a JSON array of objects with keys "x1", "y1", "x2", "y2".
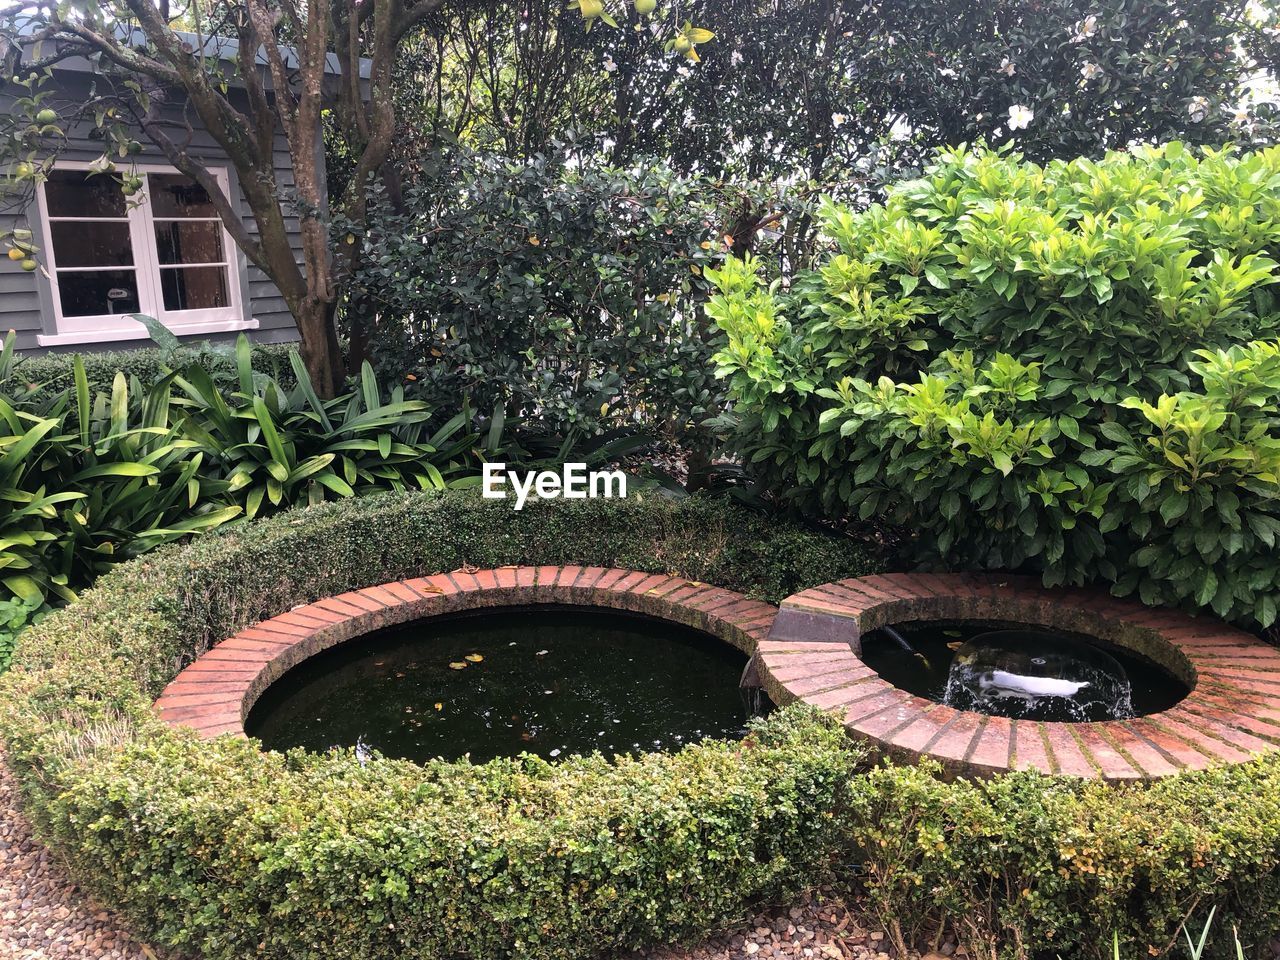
[
  {"x1": 148, "y1": 174, "x2": 218, "y2": 218},
  {"x1": 50, "y1": 221, "x2": 135, "y2": 268},
  {"x1": 154, "y1": 221, "x2": 225, "y2": 265},
  {"x1": 160, "y1": 266, "x2": 229, "y2": 311},
  {"x1": 44, "y1": 170, "x2": 127, "y2": 218},
  {"x1": 56, "y1": 270, "x2": 140, "y2": 317}
]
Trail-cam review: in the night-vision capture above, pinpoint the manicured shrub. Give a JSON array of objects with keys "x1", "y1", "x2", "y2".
[
  {"x1": 0, "y1": 490, "x2": 875, "y2": 960},
  {"x1": 709, "y1": 143, "x2": 1280, "y2": 628},
  {"x1": 12, "y1": 339, "x2": 299, "y2": 395},
  {"x1": 845, "y1": 759, "x2": 1280, "y2": 960},
  {"x1": 4, "y1": 491, "x2": 1280, "y2": 959}
]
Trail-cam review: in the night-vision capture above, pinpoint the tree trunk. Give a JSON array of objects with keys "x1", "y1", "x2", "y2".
[{"x1": 296, "y1": 298, "x2": 344, "y2": 397}]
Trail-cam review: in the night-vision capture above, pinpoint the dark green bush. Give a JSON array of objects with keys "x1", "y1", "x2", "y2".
[
  {"x1": 0, "y1": 491, "x2": 874, "y2": 960},
  {"x1": 346, "y1": 151, "x2": 807, "y2": 446},
  {"x1": 709, "y1": 143, "x2": 1280, "y2": 628}
]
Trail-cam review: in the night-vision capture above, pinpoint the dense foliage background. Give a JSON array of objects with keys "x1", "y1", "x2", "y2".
[{"x1": 710, "y1": 144, "x2": 1280, "y2": 628}]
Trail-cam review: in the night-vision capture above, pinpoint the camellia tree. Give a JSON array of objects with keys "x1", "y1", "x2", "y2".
[
  {"x1": 0, "y1": 0, "x2": 710, "y2": 395},
  {"x1": 383, "y1": 0, "x2": 1268, "y2": 191}
]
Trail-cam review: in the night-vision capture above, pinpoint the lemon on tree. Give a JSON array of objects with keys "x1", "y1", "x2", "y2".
[
  {"x1": 634, "y1": 0, "x2": 656, "y2": 14},
  {"x1": 20, "y1": 258, "x2": 37, "y2": 272},
  {"x1": 569, "y1": 0, "x2": 615, "y2": 30},
  {"x1": 664, "y1": 21, "x2": 714, "y2": 61},
  {"x1": 35, "y1": 109, "x2": 56, "y2": 124}
]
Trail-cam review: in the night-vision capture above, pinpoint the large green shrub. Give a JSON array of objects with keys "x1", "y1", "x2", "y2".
[
  {"x1": 709, "y1": 143, "x2": 1280, "y2": 627},
  {"x1": 346, "y1": 151, "x2": 807, "y2": 448},
  {"x1": 0, "y1": 491, "x2": 874, "y2": 960}
]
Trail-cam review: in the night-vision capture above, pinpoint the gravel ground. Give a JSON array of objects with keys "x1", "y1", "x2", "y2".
[
  {"x1": 2, "y1": 752, "x2": 926, "y2": 960},
  {"x1": 1, "y1": 758, "x2": 160, "y2": 960},
  {"x1": 628, "y1": 892, "x2": 934, "y2": 960}
]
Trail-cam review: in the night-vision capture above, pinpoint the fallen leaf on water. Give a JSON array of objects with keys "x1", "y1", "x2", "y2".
[
  {"x1": 947, "y1": 641, "x2": 963, "y2": 650},
  {"x1": 535, "y1": 649, "x2": 549, "y2": 656},
  {"x1": 449, "y1": 661, "x2": 468, "y2": 670},
  {"x1": 434, "y1": 702, "x2": 443, "y2": 711},
  {"x1": 465, "y1": 653, "x2": 483, "y2": 662}
]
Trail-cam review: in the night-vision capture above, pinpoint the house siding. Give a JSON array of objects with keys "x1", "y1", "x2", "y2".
[{"x1": 0, "y1": 72, "x2": 302, "y2": 354}]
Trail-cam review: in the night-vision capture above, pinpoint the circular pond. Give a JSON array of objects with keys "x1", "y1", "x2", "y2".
[
  {"x1": 859, "y1": 620, "x2": 1188, "y2": 723},
  {"x1": 245, "y1": 606, "x2": 758, "y2": 763},
  {"x1": 758, "y1": 573, "x2": 1280, "y2": 779},
  {"x1": 155, "y1": 566, "x2": 781, "y2": 762}
]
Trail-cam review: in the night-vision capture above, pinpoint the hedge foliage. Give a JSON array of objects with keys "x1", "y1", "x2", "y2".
[
  {"x1": 848, "y1": 760, "x2": 1280, "y2": 960},
  {"x1": 2, "y1": 491, "x2": 1280, "y2": 958},
  {"x1": 709, "y1": 143, "x2": 1280, "y2": 628},
  {"x1": 12, "y1": 339, "x2": 300, "y2": 395},
  {"x1": 348, "y1": 151, "x2": 804, "y2": 446},
  {"x1": 0, "y1": 491, "x2": 874, "y2": 960}
]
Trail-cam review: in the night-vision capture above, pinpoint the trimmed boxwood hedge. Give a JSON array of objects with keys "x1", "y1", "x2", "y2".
[
  {"x1": 5, "y1": 489, "x2": 1280, "y2": 960},
  {"x1": 13, "y1": 340, "x2": 300, "y2": 395},
  {"x1": 0, "y1": 490, "x2": 875, "y2": 960}
]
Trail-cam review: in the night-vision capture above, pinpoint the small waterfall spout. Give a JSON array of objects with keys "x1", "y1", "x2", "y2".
[{"x1": 880, "y1": 625, "x2": 932, "y2": 671}]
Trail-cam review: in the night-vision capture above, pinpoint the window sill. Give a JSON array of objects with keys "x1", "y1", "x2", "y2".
[{"x1": 35, "y1": 318, "x2": 260, "y2": 348}]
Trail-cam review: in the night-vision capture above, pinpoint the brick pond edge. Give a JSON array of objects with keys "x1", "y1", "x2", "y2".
[
  {"x1": 761, "y1": 572, "x2": 1280, "y2": 780},
  {"x1": 155, "y1": 566, "x2": 778, "y2": 739},
  {"x1": 155, "y1": 567, "x2": 1280, "y2": 780}
]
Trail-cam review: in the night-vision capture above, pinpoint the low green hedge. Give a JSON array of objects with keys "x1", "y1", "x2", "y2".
[
  {"x1": 848, "y1": 760, "x2": 1280, "y2": 959},
  {"x1": 13, "y1": 340, "x2": 300, "y2": 394},
  {"x1": 0, "y1": 491, "x2": 874, "y2": 960},
  {"x1": 5, "y1": 489, "x2": 1280, "y2": 960}
]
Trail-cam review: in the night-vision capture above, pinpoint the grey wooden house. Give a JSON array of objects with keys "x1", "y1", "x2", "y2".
[{"x1": 0, "y1": 31, "x2": 362, "y2": 354}]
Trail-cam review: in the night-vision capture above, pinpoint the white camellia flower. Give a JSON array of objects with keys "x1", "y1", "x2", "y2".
[
  {"x1": 832, "y1": 112, "x2": 847, "y2": 127},
  {"x1": 1187, "y1": 96, "x2": 1210, "y2": 123},
  {"x1": 1073, "y1": 15, "x2": 1098, "y2": 41},
  {"x1": 999, "y1": 58, "x2": 1016, "y2": 76},
  {"x1": 602, "y1": 54, "x2": 617, "y2": 73},
  {"x1": 1234, "y1": 106, "x2": 1252, "y2": 124},
  {"x1": 1007, "y1": 104, "x2": 1034, "y2": 130},
  {"x1": 1080, "y1": 62, "x2": 1102, "y2": 81}
]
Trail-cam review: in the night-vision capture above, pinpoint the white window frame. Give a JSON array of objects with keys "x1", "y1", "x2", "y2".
[{"x1": 34, "y1": 161, "x2": 257, "y2": 347}]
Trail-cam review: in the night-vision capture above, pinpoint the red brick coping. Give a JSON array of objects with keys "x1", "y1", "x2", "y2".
[
  {"x1": 155, "y1": 566, "x2": 778, "y2": 740},
  {"x1": 759, "y1": 573, "x2": 1280, "y2": 780}
]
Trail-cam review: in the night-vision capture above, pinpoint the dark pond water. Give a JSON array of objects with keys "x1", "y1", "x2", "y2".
[
  {"x1": 246, "y1": 607, "x2": 760, "y2": 763},
  {"x1": 860, "y1": 620, "x2": 1188, "y2": 722}
]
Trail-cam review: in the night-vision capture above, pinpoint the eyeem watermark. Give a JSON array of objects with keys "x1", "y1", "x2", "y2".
[{"x1": 482, "y1": 462, "x2": 627, "y2": 511}]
